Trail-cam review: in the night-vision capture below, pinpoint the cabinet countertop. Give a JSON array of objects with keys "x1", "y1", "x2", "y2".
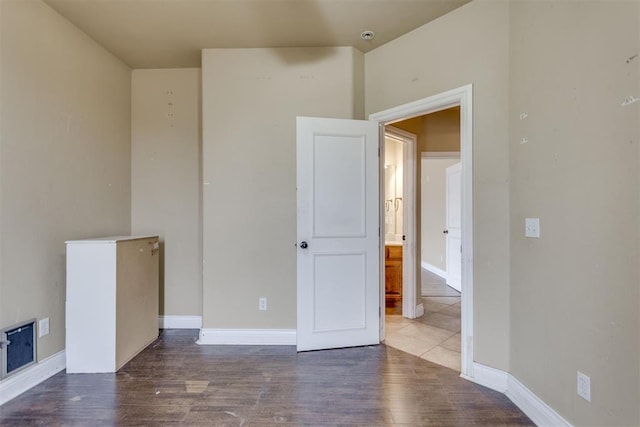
[{"x1": 66, "y1": 235, "x2": 159, "y2": 244}]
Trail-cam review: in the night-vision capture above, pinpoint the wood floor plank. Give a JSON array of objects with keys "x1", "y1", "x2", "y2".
[{"x1": 0, "y1": 330, "x2": 532, "y2": 426}]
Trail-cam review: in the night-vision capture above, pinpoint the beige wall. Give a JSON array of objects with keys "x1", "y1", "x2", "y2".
[
  {"x1": 509, "y1": 1, "x2": 639, "y2": 425},
  {"x1": 421, "y1": 158, "x2": 460, "y2": 272},
  {"x1": 131, "y1": 69, "x2": 202, "y2": 316},
  {"x1": 422, "y1": 108, "x2": 461, "y2": 152},
  {"x1": 391, "y1": 117, "x2": 422, "y2": 139},
  {"x1": 201, "y1": 47, "x2": 363, "y2": 329},
  {"x1": 366, "y1": 0, "x2": 511, "y2": 370},
  {"x1": 0, "y1": 0, "x2": 131, "y2": 360},
  {"x1": 394, "y1": 109, "x2": 461, "y2": 152}
]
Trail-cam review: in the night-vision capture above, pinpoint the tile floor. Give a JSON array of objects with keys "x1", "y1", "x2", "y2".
[{"x1": 384, "y1": 269, "x2": 462, "y2": 371}]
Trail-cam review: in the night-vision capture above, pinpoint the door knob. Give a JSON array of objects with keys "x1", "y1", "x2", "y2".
[
  {"x1": 443, "y1": 230, "x2": 449, "y2": 234},
  {"x1": 300, "y1": 241, "x2": 308, "y2": 249}
]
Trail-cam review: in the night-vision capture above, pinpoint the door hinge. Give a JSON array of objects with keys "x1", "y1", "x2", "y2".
[{"x1": 378, "y1": 147, "x2": 380, "y2": 157}]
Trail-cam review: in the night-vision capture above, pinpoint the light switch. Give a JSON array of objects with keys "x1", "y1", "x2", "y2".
[
  {"x1": 525, "y1": 218, "x2": 540, "y2": 238},
  {"x1": 39, "y1": 318, "x2": 50, "y2": 337}
]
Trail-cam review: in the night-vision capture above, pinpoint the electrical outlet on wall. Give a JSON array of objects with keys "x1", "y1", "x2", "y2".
[
  {"x1": 577, "y1": 371, "x2": 591, "y2": 402},
  {"x1": 525, "y1": 217, "x2": 540, "y2": 238},
  {"x1": 259, "y1": 297, "x2": 267, "y2": 311},
  {"x1": 38, "y1": 318, "x2": 50, "y2": 337}
]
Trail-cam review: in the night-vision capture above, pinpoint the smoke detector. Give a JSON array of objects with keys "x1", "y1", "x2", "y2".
[{"x1": 361, "y1": 30, "x2": 375, "y2": 41}]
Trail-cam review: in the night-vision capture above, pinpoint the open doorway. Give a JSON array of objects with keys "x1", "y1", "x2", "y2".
[
  {"x1": 382, "y1": 127, "x2": 417, "y2": 319},
  {"x1": 384, "y1": 109, "x2": 462, "y2": 371},
  {"x1": 372, "y1": 85, "x2": 473, "y2": 377},
  {"x1": 422, "y1": 151, "x2": 461, "y2": 296}
]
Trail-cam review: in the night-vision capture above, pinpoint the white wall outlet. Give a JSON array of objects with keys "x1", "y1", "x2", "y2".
[
  {"x1": 259, "y1": 297, "x2": 267, "y2": 311},
  {"x1": 525, "y1": 217, "x2": 540, "y2": 238},
  {"x1": 38, "y1": 317, "x2": 50, "y2": 337},
  {"x1": 577, "y1": 371, "x2": 591, "y2": 402}
]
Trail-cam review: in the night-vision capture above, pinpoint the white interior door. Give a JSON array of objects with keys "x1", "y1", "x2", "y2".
[
  {"x1": 296, "y1": 116, "x2": 380, "y2": 352},
  {"x1": 445, "y1": 162, "x2": 462, "y2": 292}
]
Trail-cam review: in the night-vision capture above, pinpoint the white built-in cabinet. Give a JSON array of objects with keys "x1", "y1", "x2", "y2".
[{"x1": 65, "y1": 236, "x2": 159, "y2": 373}]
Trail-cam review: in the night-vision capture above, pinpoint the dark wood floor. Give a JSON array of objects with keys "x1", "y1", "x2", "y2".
[{"x1": 0, "y1": 330, "x2": 532, "y2": 426}]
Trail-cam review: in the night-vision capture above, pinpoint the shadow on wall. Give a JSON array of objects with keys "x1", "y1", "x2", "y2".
[{"x1": 248, "y1": 0, "x2": 338, "y2": 64}]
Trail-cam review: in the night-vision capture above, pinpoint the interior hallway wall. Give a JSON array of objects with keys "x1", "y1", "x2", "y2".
[
  {"x1": 0, "y1": 0, "x2": 131, "y2": 361},
  {"x1": 131, "y1": 68, "x2": 202, "y2": 317},
  {"x1": 201, "y1": 47, "x2": 364, "y2": 329}
]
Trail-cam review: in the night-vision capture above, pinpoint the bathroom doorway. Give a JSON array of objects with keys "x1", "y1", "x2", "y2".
[{"x1": 383, "y1": 127, "x2": 417, "y2": 319}]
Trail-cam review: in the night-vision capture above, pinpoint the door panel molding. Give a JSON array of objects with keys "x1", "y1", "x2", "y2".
[{"x1": 296, "y1": 117, "x2": 380, "y2": 352}]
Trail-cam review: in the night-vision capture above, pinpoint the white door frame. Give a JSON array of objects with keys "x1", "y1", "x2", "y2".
[
  {"x1": 369, "y1": 84, "x2": 474, "y2": 379},
  {"x1": 384, "y1": 126, "x2": 418, "y2": 319}
]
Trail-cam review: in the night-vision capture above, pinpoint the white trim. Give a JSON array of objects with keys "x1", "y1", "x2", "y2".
[
  {"x1": 415, "y1": 303, "x2": 424, "y2": 318},
  {"x1": 370, "y1": 87, "x2": 466, "y2": 122},
  {"x1": 421, "y1": 261, "x2": 447, "y2": 280},
  {"x1": 385, "y1": 126, "x2": 416, "y2": 143},
  {"x1": 507, "y1": 375, "x2": 572, "y2": 427},
  {"x1": 421, "y1": 151, "x2": 460, "y2": 159},
  {"x1": 459, "y1": 85, "x2": 474, "y2": 379},
  {"x1": 197, "y1": 329, "x2": 296, "y2": 346},
  {"x1": 370, "y1": 84, "x2": 474, "y2": 379},
  {"x1": 385, "y1": 126, "x2": 418, "y2": 320},
  {"x1": 468, "y1": 362, "x2": 508, "y2": 393},
  {"x1": 158, "y1": 315, "x2": 202, "y2": 329},
  {"x1": 465, "y1": 363, "x2": 572, "y2": 427},
  {"x1": 0, "y1": 350, "x2": 65, "y2": 406},
  {"x1": 379, "y1": 123, "x2": 386, "y2": 343}
]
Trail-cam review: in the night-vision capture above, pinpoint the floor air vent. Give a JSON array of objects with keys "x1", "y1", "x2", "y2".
[{"x1": 1, "y1": 319, "x2": 36, "y2": 379}]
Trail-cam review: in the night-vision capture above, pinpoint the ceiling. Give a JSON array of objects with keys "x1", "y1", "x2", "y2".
[{"x1": 43, "y1": 0, "x2": 470, "y2": 69}]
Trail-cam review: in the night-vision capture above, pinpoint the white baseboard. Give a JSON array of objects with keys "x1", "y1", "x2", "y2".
[
  {"x1": 421, "y1": 261, "x2": 447, "y2": 280},
  {"x1": 507, "y1": 374, "x2": 571, "y2": 427},
  {"x1": 468, "y1": 362, "x2": 571, "y2": 427},
  {"x1": 197, "y1": 329, "x2": 296, "y2": 345},
  {"x1": 415, "y1": 303, "x2": 424, "y2": 317},
  {"x1": 0, "y1": 350, "x2": 65, "y2": 406},
  {"x1": 470, "y1": 362, "x2": 508, "y2": 393},
  {"x1": 158, "y1": 315, "x2": 202, "y2": 329}
]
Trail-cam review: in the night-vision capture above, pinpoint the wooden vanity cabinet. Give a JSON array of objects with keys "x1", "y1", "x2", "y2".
[{"x1": 385, "y1": 245, "x2": 402, "y2": 300}]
